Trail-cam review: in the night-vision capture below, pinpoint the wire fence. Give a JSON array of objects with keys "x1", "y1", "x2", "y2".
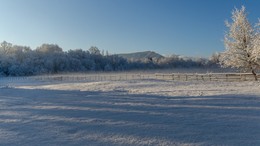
[
  {"x1": 0, "y1": 73, "x2": 259, "y2": 87},
  {"x1": 29, "y1": 73, "x2": 156, "y2": 82},
  {"x1": 155, "y1": 73, "x2": 260, "y2": 82}
]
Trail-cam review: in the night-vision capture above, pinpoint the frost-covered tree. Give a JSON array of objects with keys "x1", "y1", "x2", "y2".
[
  {"x1": 36, "y1": 44, "x2": 63, "y2": 54},
  {"x1": 220, "y1": 6, "x2": 259, "y2": 80},
  {"x1": 252, "y1": 20, "x2": 260, "y2": 68},
  {"x1": 0, "y1": 41, "x2": 12, "y2": 54},
  {"x1": 209, "y1": 52, "x2": 220, "y2": 64},
  {"x1": 88, "y1": 46, "x2": 101, "y2": 55}
]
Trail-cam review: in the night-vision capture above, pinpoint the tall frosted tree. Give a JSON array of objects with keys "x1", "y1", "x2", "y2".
[
  {"x1": 220, "y1": 6, "x2": 259, "y2": 80},
  {"x1": 252, "y1": 20, "x2": 260, "y2": 68}
]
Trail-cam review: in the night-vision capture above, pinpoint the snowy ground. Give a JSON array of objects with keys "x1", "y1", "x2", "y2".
[{"x1": 0, "y1": 77, "x2": 260, "y2": 145}]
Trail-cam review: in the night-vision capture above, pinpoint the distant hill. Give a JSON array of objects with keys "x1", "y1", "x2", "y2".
[{"x1": 117, "y1": 51, "x2": 164, "y2": 60}]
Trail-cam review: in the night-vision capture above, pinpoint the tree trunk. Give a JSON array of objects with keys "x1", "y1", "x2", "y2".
[{"x1": 251, "y1": 69, "x2": 258, "y2": 81}]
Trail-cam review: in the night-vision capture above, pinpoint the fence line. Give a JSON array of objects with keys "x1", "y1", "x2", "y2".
[
  {"x1": 155, "y1": 73, "x2": 260, "y2": 81},
  {"x1": 29, "y1": 73, "x2": 260, "y2": 82},
  {"x1": 29, "y1": 74, "x2": 156, "y2": 82},
  {"x1": 0, "y1": 73, "x2": 259, "y2": 85}
]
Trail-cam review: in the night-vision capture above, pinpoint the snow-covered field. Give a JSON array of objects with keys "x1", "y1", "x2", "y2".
[{"x1": 0, "y1": 77, "x2": 260, "y2": 145}]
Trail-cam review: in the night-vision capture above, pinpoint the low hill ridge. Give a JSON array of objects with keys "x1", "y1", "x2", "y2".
[{"x1": 118, "y1": 51, "x2": 164, "y2": 60}]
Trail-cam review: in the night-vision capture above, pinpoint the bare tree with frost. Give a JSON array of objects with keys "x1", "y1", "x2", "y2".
[
  {"x1": 220, "y1": 6, "x2": 259, "y2": 80},
  {"x1": 252, "y1": 20, "x2": 260, "y2": 69}
]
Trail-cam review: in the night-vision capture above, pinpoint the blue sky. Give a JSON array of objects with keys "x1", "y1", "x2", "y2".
[{"x1": 0, "y1": 0, "x2": 259, "y2": 57}]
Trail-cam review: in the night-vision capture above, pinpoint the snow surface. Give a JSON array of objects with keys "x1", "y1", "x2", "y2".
[
  {"x1": 17, "y1": 78, "x2": 260, "y2": 97},
  {"x1": 0, "y1": 77, "x2": 260, "y2": 145}
]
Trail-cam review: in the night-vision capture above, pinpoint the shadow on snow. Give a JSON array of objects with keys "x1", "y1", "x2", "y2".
[{"x1": 0, "y1": 88, "x2": 260, "y2": 146}]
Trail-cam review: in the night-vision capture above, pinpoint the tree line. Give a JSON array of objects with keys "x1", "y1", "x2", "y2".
[{"x1": 0, "y1": 42, "x2": 218, "y2": 76}]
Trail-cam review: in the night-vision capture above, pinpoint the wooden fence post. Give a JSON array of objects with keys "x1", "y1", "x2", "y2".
[{"x1": 226, "y1": 74, "x2": 228, "y2": 82}]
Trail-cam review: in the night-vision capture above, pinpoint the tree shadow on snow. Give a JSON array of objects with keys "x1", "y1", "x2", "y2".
[{"x1": 0, "y1": 88, "x2": 260, "y2": 146}]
